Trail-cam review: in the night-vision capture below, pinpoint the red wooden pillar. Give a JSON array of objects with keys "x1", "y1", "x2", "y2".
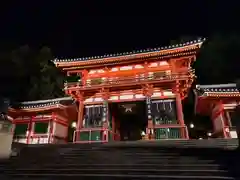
[
  {"x1": 112, "y1": 114, "x2": 116, "y2": 140},
  {"x1": 175, "y1": 93, "x2": 188, "y2": 139},
  {"x1": 219, "y1": 101, "x2": 227, "y2": 138},
  {"x1": 76, "y1": 95, "x2": 84, "y2": 142},
  {"x1": 26, "y1": 116, "x2": 34, "y2": 144},
  {"x1": 48, "y1": 113, "x2": 55, "y2": 143},
  {"x1": 144, "y1": 85, "x2": 154, "y2": 140}
]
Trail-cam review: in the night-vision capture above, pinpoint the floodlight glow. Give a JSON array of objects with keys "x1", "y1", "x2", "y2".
[
  {"x1": 189, "y1": 123, "x2": 194, "y2": 128},
  {"x1": 71, "y1": 122, "x2": 77, "y2": 128}
]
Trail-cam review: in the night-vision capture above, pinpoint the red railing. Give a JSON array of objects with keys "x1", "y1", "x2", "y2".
[
  {"x1": 65, "y1": 72, "x2": 191, "y2": 90},
  {"x1": 73, "y1": 128, "x2": 120, "y2": 143}
]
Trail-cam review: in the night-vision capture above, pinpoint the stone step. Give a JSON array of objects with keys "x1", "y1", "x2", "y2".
[
  {"x1": 5, "y1": 142, "x2": 238, "y2": 180},
  {"x1": 14, "y1": 139, "x2": 238, "y2": 152},
  {"x1": 2, "y1": 163, "x2": 223, "y2": 170},
  {"x1": 13, "y1": 153, "x2": 227, "y2": 160},
  {"x1": 2, "y1": 168, "x2": 229, "y2": 177},
  {"x1": 22, "y1": 155, "x2": 212, "y2": 159},
  {"x1": 6, "y1": 173, "x2": 235, "y2": 180},
  {"x1": 9, "y1": 158, "x2": 217, "y2": 165}
]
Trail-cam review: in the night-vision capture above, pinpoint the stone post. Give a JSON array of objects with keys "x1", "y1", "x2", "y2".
[{"x1": 0, "y1": 118, "x2": 13, "y2": 159}]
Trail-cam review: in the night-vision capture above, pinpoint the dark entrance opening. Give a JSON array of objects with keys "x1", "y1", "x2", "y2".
[{"x1": 109, "y1": 101, "x2": 147, "y2": 141}]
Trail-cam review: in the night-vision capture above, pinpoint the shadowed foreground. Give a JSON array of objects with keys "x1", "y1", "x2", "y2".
[{"x1": 0, "y1": 139, "x2": 239, "y2": 179}]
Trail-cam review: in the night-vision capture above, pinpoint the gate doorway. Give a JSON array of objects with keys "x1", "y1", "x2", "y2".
[{"x1": 109, "y1": 101, "x2": 147, "y2": 141}]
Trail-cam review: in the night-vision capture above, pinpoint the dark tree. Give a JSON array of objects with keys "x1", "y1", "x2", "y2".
[
  {"x1": 0, "y1": 46, "x2": 65, "y2": 103},
  {"x1": 194, "y1": 33, "x2": 240, "y2": 84},
  {"x1": 27, "y1": 46, "x2": 65, "y2": 100}
]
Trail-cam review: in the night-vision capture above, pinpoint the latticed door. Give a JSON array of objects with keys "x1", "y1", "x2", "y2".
[
  {"x1": 83, "y1": 105, "x2": 104, "y2": 128},
  {"x1": 152, "y1": 99, "x2": 178, "y2": 125}
]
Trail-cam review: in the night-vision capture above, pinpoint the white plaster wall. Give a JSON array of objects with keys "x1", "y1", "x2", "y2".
[
  {"x1": 52, "y1": 122, "x2": 67, "y2": 138},
  {"x1": 0, "y1": 132, "x2": 13, "y2": 159},
  {"x1": 230, "y1": 131, "x2": 238, "y2": 138},
  {"x1": 211, "y1": 104, "x2": 224, "y2": 133},
  {"x1": 213, "y1": 115, "x2": 224, "y2": 133}
]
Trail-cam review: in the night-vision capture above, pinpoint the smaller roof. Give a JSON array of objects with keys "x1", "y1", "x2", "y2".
[
  {"x1": 10, "y1": 97, "x2": 74, "y2": 110},
  {"x1": 196, "y1": 83, "x2": 240, "y2": 97}
]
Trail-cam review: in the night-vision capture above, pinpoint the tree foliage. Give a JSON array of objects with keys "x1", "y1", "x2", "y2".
[
  {"x1": 194, "y1": 33, "x2": 240, "y2": 84},
  {"x1": 171, "y1": 33, "x2": 240, "y2": 84},
  {"x1": 0, "y1": 46, "x2": 65, "y2": 103}
]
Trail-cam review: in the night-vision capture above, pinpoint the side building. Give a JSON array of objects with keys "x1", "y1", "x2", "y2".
[
  {"x1": 8, "y1": 97, "x2": 77, "y2": 144},
  {"x1": 195, "y1": 84, "x2": 240, "y2": 139}
]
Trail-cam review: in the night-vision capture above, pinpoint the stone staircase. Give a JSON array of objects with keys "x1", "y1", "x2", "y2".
[{"x1": 0, "y1": 140, "x2": 239, "y2": 179}]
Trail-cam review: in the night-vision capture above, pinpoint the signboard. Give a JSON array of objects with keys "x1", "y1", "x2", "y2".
[
  {"x1": 146, "y1": 96, "x2": 152, "y2": 120},
  {"x1": 102, "y1": 101, "x2": 108, "y2": 122},
  {"x1": 118, "y1": 104, "x2": 136, "y2": 114}
]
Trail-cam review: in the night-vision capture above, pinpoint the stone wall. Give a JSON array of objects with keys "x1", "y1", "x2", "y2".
[{"x1": 0, "y1": 120, "x2": 13, "y2": 159}]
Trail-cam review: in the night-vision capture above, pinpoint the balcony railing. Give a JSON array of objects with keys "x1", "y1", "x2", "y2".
[{"x1": 65, "y1": 72, "x2": 191, "y2": 90}]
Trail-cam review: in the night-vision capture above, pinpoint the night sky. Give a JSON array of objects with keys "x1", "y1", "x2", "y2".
[
  {"x1": 0, "y1": 2, "x2": 238, "y2": 58},
  {"x1": 1, "y1": 2, "x2": 239, "y2": 134}
]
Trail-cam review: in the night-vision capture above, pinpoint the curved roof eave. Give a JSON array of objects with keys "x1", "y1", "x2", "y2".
[
  {"x1": 10, "y1": 96, "x2": 75, "y2": 110},
  {"x1": 195, "y1": 83, "x2": 240, "y2": 97},
  {"x1": 53, "y1": 38, "x2": 205, "y2": 68}
]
